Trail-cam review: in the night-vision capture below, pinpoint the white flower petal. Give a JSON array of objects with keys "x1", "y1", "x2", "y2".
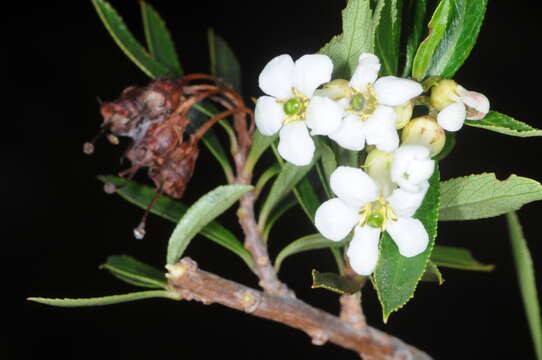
[
  {"x1": 315, "y1": 198, "x2": 359, "y2": 241},
  {"x1": 277, "y1": 121, "x2": 315, "y2": 166},
  {"x1": 390, "y1": 145, "x2": 434, "y2": 193},
  {"x1": 346, "y1": 225, "x2": 381, "y2": 275},
  {"x1": 292, "y1": 54, "x2": 333, "y2": 97},
  {"x1": 386, "y1": 217, "x2": 429, "y2": 257},
  {"x1": 364, "y1": 105, "x2": 399, "y2": 152},
  {"x1": 255, "y1": 96, "x2": 284, "y2": 135},
  {"x1": 258, "y1": 54, "x2": 295, "y2": 99},
  {"x1": 349, "y1": 53, "x2": 381, "y2": 91},
  {"x1": 328, "y1": 114, "x2": 366, "y2": 151},
  {"x1": 387, "y1": 182, "x2": 429, "y2": 217},
  {"x1": 437, "y1": 102, "x2": 466, "y2": 131},
  {"x1": 330, "y1": 166, "x2": 379, "y2": 209},
  {"x1": 305, "y1": 96, "x2": 345, "y2": 135},
  {"x1": 374, "y1": 76, "x2": 424, "y2": 106},
  {"x1": 457, "y1": 86, "x2": 490, "y2": 120}
]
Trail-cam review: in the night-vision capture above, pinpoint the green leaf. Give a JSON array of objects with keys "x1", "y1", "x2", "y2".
[
  {"x1": 98, "y1": 176, "x2": 254, "y2": 269},
  {"x1": 275, "y1": 234, "x2": 346, "y2": 272},
  {"x1": 374, "y1": 0, "x2": 402, "y2": 76},
  {"x1": 421, "y1": 261, "x2": 444, "y2": 284},
  {"x1": 374, "y1": 165, "x2": 440, "y2": 322},
  {"x1": 431, "y1": 245, "x2": 493, "y2": 271},
  {"x1": 140, "y1": 0, "x2": 182, "y2": 75},
  {"x1": 92, "y1": 0, "x2": 170, "y2": 78},
  {"x1": 320, "y1": 142, "x2": 338, "y2": 185},
  {"x1": 319, "y1": 0, "x2": 377, "y2": 78},
  {"x1": 465, "y1": 111, "x2": 542, "y2": 138},
  {"x1": 246, "y1": 131, "x2": 278, "y2": 173},
  {"x1": 208, "y1": 28, "x2": 241, "y2": 91},
  {"x1": 412, "y1": 0, "x2": 487, "y2": 81},
  {"x1": 167, "y1": 184, "x2": 252, "y2": 264},
  {"x1": 507, "y1": 212, "x2": 542, "y2": 360},
  {"x1": 188, "y1": 103, "x2": 235, "y2": 182},
  {"x1": 100, "y1": 255, "x2": 167, "y2": 289},
  {"x1": 262, "y1": 197, "x2": 297, "y2": 240},
  {"x1": 402, "y1": 0, "x2": 427, "y2": 77},
  {"x1": 439, "y1": 173, "x2": 542, "y2": 221},
  {"x1": 258, "y1": 153, "x2": 320, "y2": 227},
  {"x1": 311, "y1": 270, "x2": 363, "y2": 295},
  {"x1": 28, "y1": 290, "x2": 178, "y2": 307}
]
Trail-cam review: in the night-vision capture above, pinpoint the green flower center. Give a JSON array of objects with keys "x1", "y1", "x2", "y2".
[
  {"x1": 283, "y1": 98, "x2": 302, "y2": 115},
  {"x1": 359, "y1": 197, "x2": 397, "y2": 231},
  {"x1": 350, "y1": 94, "x2": 365, "y2": 111},
  {"x1": 366, "y1": 213, "x2": 384, "y2": 228}
]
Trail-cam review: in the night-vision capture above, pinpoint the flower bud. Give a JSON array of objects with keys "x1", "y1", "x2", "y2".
[
  {"x1": 314, "y1": 79, "x2": 351, "y2": 100},
  {"x1": 401, "y1": 116, "x2": 445, "y2": 157},
  {"x1": 394, "y1": 101, "x2": 414, "y2": 129},
  {"x1": 430, "y1": 79, "x2": 459, "y2": 111},
  {"x1": 365, "y1": 149, "x2": 394, "y2": 197}
]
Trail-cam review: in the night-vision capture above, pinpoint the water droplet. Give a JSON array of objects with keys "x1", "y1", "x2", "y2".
[
  {"x1": 133, "y1": 223, "x2": 146, "y2": 240},
  {"x1": 83, "y1": 142, "x2": 95, "y2": 155}
]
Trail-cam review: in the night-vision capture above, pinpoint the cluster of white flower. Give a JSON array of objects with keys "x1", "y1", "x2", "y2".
[{"x1": 255, "y1": 52, "x2": 490, "y2": 275}]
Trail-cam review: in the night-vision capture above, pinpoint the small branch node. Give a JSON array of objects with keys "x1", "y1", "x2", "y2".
[
  {"x1": 237, "y1": 290, "x2": 260, "y2": 313},
  {"x1": 165, "y1": 259, "x2": 197, "y2": 280},
  {"x1": 308, "y1": 329, "x2": 329, "y2": 346}
]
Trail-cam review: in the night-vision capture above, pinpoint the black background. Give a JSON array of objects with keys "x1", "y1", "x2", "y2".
[{"x1": 9, "y1": 1, "x2": 542, "y2": 359}]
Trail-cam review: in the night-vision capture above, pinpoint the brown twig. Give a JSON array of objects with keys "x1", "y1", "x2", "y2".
[{"x1": 166, "y1": 258, "x2": 432, "y2": 360}]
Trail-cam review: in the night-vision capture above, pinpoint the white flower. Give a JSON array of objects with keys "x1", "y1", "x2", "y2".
[
  {"x1": 329, "y1": 53, "x2": 423, "y2": 152},
  {"x1": 255, "y1": 54, "x2": 343, "y2": 166},
  {"x1": 391, "y1": 145, "x2": 435, "y2": 193},
  {"x1": 431, "y1": 79, "x2": 490, "y2": 132},
  {"x1": 314, "y1": 166, "x2": 430, "y2": 275}
]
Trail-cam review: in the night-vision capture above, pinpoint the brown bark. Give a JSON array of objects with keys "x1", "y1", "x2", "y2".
[{"x1": 166, "y1": 258, "x2": 432, "y2": 360}]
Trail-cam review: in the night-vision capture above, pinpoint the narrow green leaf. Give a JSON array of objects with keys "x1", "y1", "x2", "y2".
[
  {"x1": 439, "y1": 173, "x2": 542, "y2": 221},
  {"x1": 319, "y1": 0, "x2": 377, "y2": 78},
  {"x1": 374, "y1": 166, "x2": 440, "y2": 322},
  {"x1": 374, "y1": 0, "x2": 402, "y2": 76},
  {"x1": 262, "y1": 197, "x2": 297, "y2": 240},
  {"x1": 293, "y1": 178, "x2": 321, "y2": 221},
  {"x1": 320, "y1": 142, "x2": 338, "y2": 185},
  {"x1": 507, "y1": 212, "x2": 542, "y2": 360},
  {"x1": 92, "y1": 0, "x2": 170, "y2": 78},
  {"x1": 402, "y1": 0, "x2": 427, "y2": 77},
  {"x1": 188, "y1": 103, "x2": 234, "y2": 182},
  {"x1": 208, "y1": 28, "x2": 241, "y2": 91},
  {"x1": 431, "y1": 245, "x2": 493, "y2": 271},
  {"x1": 98, "y1": 176, "x2": 254, "y2": 269},
  {"x1": 140, "y1": 0, "x2": 182, "y2": 75},
  {"x1": 421, "y1": 261, "x2": 444, "y2": 284},
  {"x1": 28, "y1": 290, "x2": 178, "y2": 307},
  {"x1": 275, "y1": 234, "x2": 346, "y2": 272},
  {"x1": 167, "y1": 184, "x2": 252, "y2": 264},
  {"x1": 311, "y1": 270, "x2": 363, "y2": 295},
  {"x1": 465, "y1": 111, "x2": 542, "y2": 138},
  {"x1": 258, "y1": 153, "x2": 320, "y2": 227},
  {"x1": 255, "y1": 163, "x2": 281, "y2": 195},
  {"x1": 412, "y1": 0, "x2": 488, "y2": 80},
  {"x1": 246, "y1": 131, "x2": 278, "y2": 173},
  {"x1": 100, "y1": 255, "x2": 167, "y2": 289}
]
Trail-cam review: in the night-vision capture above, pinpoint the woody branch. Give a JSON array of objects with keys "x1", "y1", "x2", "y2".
[{"x1": 166, "y1": 258, "x2": 432, "y2": 360}]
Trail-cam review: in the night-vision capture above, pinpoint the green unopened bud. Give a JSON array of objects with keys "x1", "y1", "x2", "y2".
[
  {"x1": 365, "y1": 149, "x2": 394, "y2": 197},
  {"x1": 394, "y1": 101, "x2": 414, "y2": 129},
  {"x1": 314, "y1": 79, "x2": 351, "y2": 100},
  {"x1": 430, "y1": 79, "x2": 459, "y2": 111},
  {"x1": 401, "y1": 116, "x2": 446, "y2": 157}
]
